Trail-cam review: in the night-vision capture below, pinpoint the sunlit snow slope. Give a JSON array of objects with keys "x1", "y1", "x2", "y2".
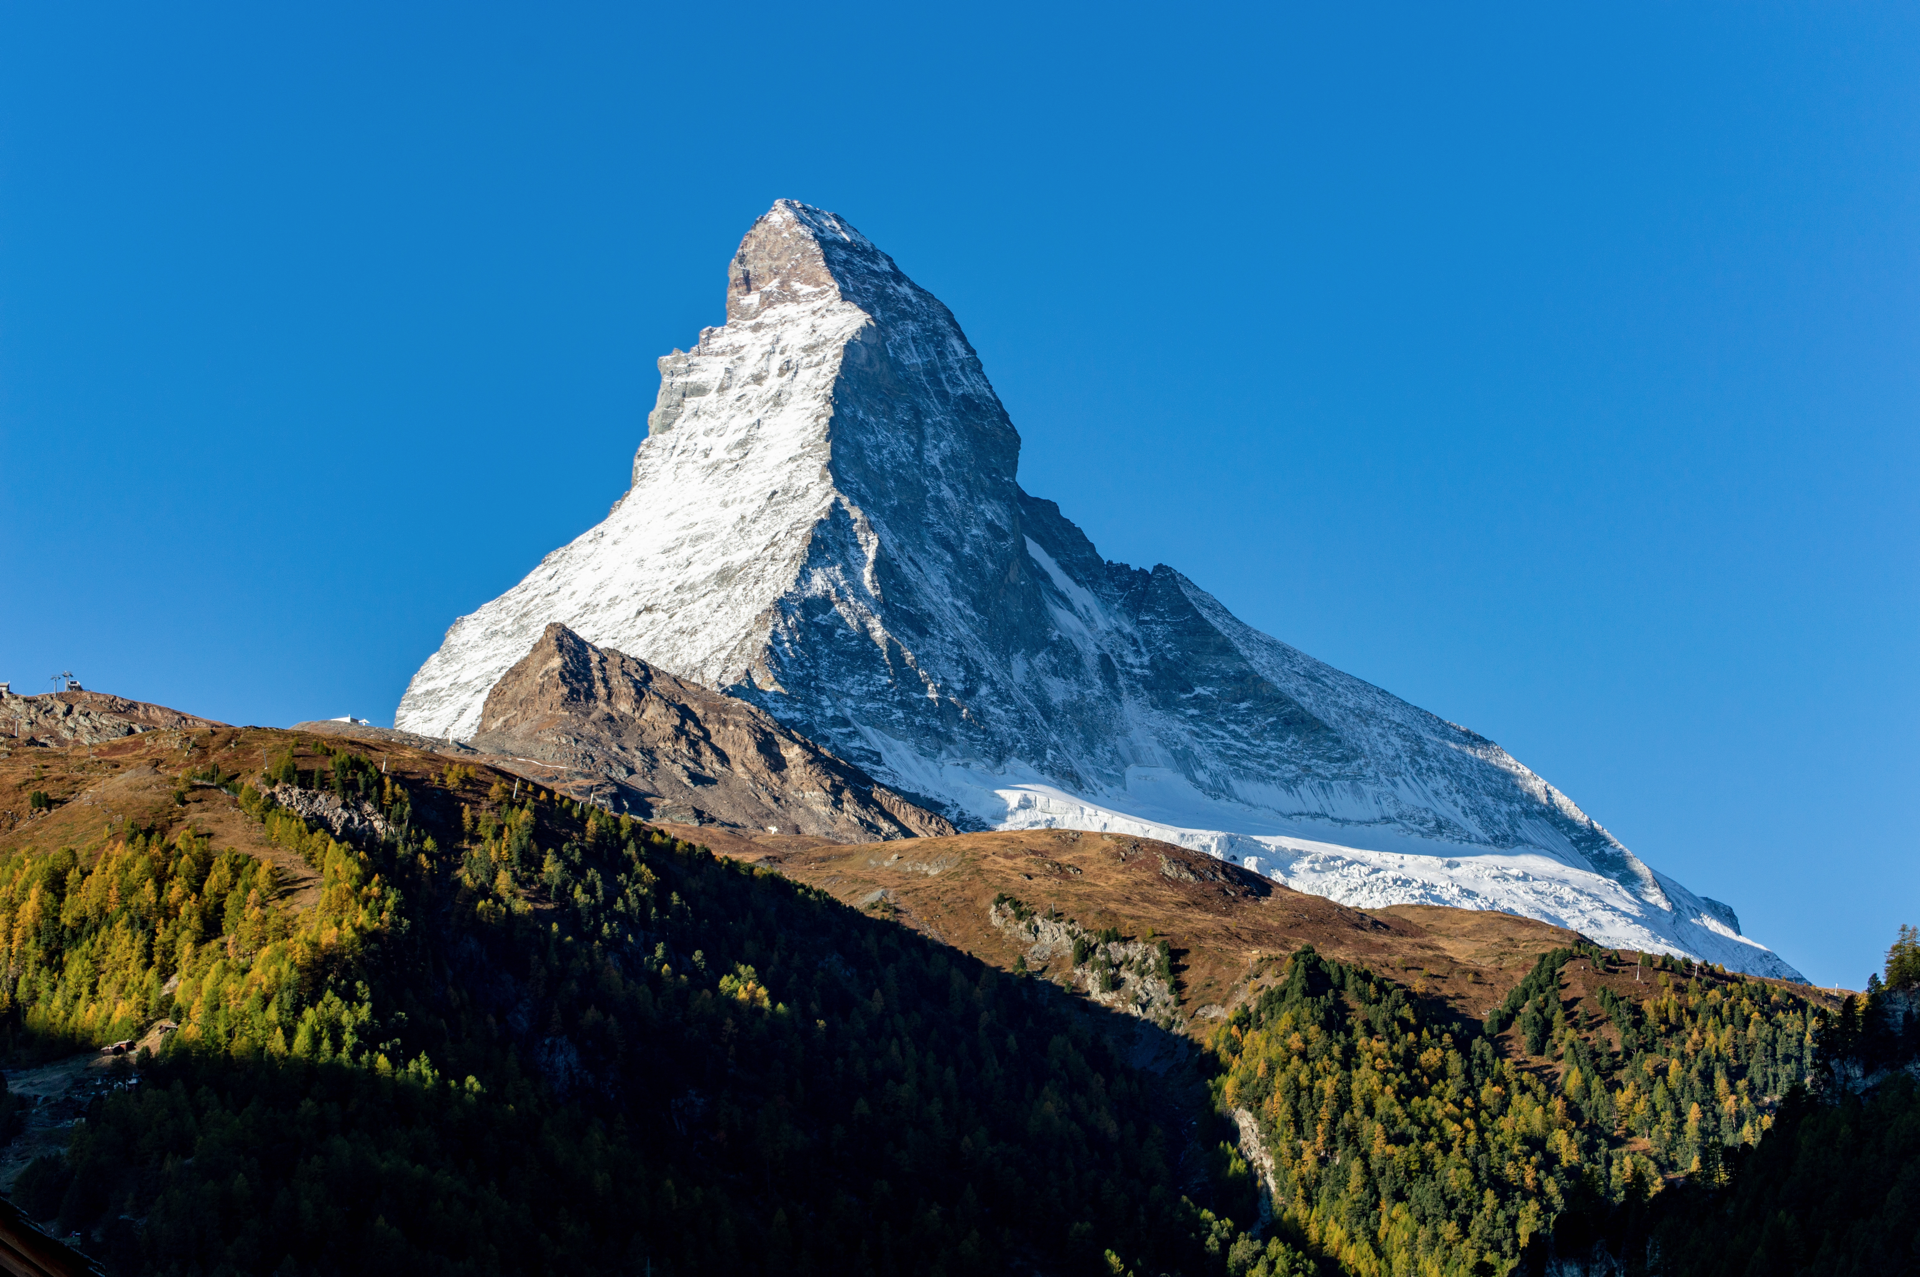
[{"x1": 397, "y1": 200, "x2": 1801, "y2": 980}]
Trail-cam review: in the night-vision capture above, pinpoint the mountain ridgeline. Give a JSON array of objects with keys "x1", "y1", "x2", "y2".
[
  {"x1": 395, "y1": 199, "x2": 1796, "y2": 979},
  {"x1": 469, "y1": 621, "x2": 954, "y2": 840}
]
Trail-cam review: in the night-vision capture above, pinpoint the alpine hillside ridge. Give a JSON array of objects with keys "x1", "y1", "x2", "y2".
[
  {"x1": 468, "y1": 622, "x2": 956, "y2": 841},
  {"x1": 397, "y1": 199, "x2": 1802, "y2": 980}
]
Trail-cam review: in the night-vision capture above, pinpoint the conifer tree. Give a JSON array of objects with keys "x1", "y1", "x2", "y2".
[{"x1": 1885, "y1": 923, "x2": 1920, "y2": 990}]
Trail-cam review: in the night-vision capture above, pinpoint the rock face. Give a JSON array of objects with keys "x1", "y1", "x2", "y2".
[
  {"x1": 266, "y1": 783, "x2": 393, "y2": 845},
  {"x1": 468, "y1": 623, "x2": 954, "y2": 840},
  {"x1": 398, "y1": 200, "x2": 1801, "y2": 979},
  {"x1": 986, "y1": 898, "x2": 1183, "y2": 1030},
  {"x1": 0, "y1": 690, "x2": 224, "y2": 747}
]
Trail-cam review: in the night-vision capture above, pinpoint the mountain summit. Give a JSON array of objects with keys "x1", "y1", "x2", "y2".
[{"x1": 398, "y1": 199, "x2": 1799, "y2": 979}]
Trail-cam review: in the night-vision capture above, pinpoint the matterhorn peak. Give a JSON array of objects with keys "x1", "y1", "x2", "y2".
[
  {"x1": 398, "y1": 202, "x2": 1803, "y2": 980},
  {"x1": 723, "y1": 200, "x2": 884, "y2": 321}
]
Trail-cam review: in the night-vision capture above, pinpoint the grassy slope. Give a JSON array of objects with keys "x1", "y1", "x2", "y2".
[{"x1": 677, "y1": 825, "x2": 1834, "y2": 1040}]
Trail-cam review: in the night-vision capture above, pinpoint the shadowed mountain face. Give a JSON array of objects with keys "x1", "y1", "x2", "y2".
[
  {"x1": 397, "y1": 200, "x2": 1799, "y2": 978},
  {"x1": 468, "y1": 623, "x2": 954, "y2": 840}
]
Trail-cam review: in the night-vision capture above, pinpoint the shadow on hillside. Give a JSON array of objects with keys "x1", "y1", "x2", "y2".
[{"x1": 0, "y1": 804, "x2": 1245, "y2": 1277}]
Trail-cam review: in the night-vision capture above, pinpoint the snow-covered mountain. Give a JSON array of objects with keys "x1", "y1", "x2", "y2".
[{"x1": 397, "y1": 199, "x2": 1801, "y2": 980}]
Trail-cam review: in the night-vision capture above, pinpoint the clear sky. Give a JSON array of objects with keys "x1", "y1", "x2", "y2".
[{"x1": 2, "y1": 3, "x2": 1913, "y2": 989}]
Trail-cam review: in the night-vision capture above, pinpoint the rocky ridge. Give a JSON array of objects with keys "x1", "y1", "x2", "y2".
[
  {"x1": 468, "y1": 623, "x2": 954, "y2": 840},
  {"x1": 1, "y1": 690, "x2": 224, "y2": 748}
]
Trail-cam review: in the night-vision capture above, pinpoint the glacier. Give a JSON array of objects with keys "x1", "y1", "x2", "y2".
[{"x1": 397, "y1": 199, "x2": 1802, "y2": 981}]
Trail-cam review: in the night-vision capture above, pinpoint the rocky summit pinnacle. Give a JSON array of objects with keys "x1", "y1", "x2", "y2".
[{"x1": 397, "y1": 199, "x2": 1801, "y2": 979}]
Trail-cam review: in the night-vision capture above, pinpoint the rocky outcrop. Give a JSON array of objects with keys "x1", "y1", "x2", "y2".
[
  {"x1": 1827, "y1": 987, "x2": 1920, "y2": 1096},
  {"x1": 266, "y1": 784, "x2": 393, "y2": 844},
  {"x1": 1231, "y1": 1107, "x2": 1279, "y2": 1232},
  {"x1": 987, "y1": 897, "x2": 1181, "y2": 1030},
  {"x1": 0, "y1": 690, "x2": 224, "y2": 748},
  {"x1": 467, "y1": 623, "x2": 954, "y2": 841}
]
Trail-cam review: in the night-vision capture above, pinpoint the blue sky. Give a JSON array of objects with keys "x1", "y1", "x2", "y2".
[{"x1": 1, "y1": 3, "x2": 1913, "y2": 988}]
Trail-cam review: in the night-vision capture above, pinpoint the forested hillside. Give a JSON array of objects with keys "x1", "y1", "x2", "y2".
[
  {"x1": 0, "y1": 732, "x2": 1237, "y2": 1275},
  {"x1": 0, "y1": 724, "x2": 1892, "y2": 1276},
  {"x1": 1634, "y1": 938, "x2": 1920, "y2": 1277},
  {"x1": 1209, "y1": 940, "x2": 1830, "y2": 1277}
]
